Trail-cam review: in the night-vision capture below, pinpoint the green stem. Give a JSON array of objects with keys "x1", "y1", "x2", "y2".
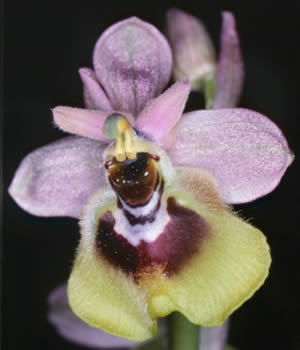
[
  {"x1": 168, "y1": 313, "x2": 199, "y2": 350},
  {"x1": 133, "y1": 338, "x2": 164, "y2": 350},
  {"x1": 203, "y1": 72, "x2": 216, "y2": 109}
]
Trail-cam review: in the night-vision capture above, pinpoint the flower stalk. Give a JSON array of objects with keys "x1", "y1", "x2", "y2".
[
  {"x1": 168, "y1": 313, "x2": 199, "y2": 350},
  {"x1": 203, "y1": 72, "x2": 217, "y2": 109}
]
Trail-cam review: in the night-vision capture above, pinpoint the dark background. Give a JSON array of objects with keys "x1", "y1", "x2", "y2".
[{"x1": 3, "y1": 0, "x2": 299, "y2": 349}]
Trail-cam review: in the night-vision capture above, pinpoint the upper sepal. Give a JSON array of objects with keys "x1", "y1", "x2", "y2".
[{"x1": 93, "y1": 17, "x2": 172, "y2": 116}]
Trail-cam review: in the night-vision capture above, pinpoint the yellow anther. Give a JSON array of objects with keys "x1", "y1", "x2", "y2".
[
  {"x1": 117, "y1": 117, "x2": 130, "y2": 134},
  {"x1": 115, "y1": 137, "x2": 126, "y2": 162},
  {"x1": 103, "y1": 114, "x2": 137, "y2": 162},
  {"x1": 123, "y1": 128, "x2": 136, "y2": 160}
]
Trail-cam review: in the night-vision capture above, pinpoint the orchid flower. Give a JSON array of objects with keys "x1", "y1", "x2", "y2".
[{"x1": 9, "y1": 10, "x2": 293, "y2": 348}]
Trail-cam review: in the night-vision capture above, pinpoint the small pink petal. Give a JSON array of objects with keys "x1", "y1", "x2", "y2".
[
  {"x1": 48, "y1": 284, "x2": 141, "y2": 348},
  {"x1": 166, "y1": 8, "x2": 216, "y2": 89},
  {"x1": 93, "y1": 17, "x2": 172, "y2": 116},
  {"x1": 79, "y1": 67, "x2": 113, "y2": 111},
  {"x1": 213, "y1": 12, "x2": 244, "y2": 108},
  {"x1": 170, "y1": 109, "x2": 293, "y2": 204},
  {"x1": 53, "y1": 106, "x2": 135, "y2": 141},
  {"x1": 9, "y1": 136, "x2": 107, "y2": 218},
  {"x1": 136, "y1": 81, "x2": 190, "y2": 148}
]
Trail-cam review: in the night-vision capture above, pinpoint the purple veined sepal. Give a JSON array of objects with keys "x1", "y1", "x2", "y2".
[
  {"x1": 8, "y1": 136, "x2": 108, "y2": 218},
  {"x1": 170, "y1": 108, "x2": 293, "y2": 204},
  {"x1": 93, "y1": 17, "x2": 173, "y2": 116},
  {"x1": 78, "y1": 17, "x2": 173, "y2": 117}
]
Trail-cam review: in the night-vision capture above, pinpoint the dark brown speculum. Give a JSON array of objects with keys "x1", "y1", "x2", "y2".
[{"x1": 105, "y1": 152, "x2": 160, "y2": 207}]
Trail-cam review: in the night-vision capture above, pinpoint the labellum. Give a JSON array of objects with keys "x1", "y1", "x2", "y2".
[{"x1": 68, "y1": 114, "x2": 271, "y2": 341}]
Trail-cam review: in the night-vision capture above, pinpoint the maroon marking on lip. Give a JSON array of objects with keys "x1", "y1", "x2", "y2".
[
  {"x1": 96, "y1": 197, "x2": 209, "y2": 279},
  {"x1": 96, "y1": 211, "x2": 138, "y2": 274}
]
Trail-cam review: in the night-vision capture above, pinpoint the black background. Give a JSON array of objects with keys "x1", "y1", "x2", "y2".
[{"x1": 3, "y1": 0, "x2": 299, "y2": 349}]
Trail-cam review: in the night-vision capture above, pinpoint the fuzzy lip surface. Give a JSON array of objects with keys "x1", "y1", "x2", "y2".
[{"x1": 68, "y1": 163, "x2": 272, "y2": 341}]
